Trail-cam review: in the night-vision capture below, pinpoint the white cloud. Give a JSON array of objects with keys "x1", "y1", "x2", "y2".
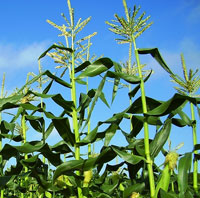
[
  {"x1": 0, "y1": 41, "x2": 50, "y2": 69},
  {"x1": 187, "y1": 4, "x2": 200, "y2": 24}
]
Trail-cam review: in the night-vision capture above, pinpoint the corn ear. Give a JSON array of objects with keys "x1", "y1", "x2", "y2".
[
  {"x1": 83, "y1": 170, "x2": 93, "y2": 187},
  {"x1": 155, "y1": 151, "x2": 179, "y2": 196}
]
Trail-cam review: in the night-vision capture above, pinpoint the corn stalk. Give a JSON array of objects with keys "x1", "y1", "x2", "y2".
[
  {"x1": 106, "y1": 0, "x2": 155, "y2": 196},
  {"x1": 170, "y1": 53, "x2": 200, "y2": 192}
]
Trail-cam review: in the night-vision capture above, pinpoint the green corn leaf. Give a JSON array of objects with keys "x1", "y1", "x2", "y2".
[
  {"x1": 0, "y1": 94, "x2": 22, "y2": 111},
  {"x1": 159, "y1": 189, "x2": 178, "y2": 198},
  {"x1": 0, "y1": 134, "x2": 23, "y2": 142},
  {"x1": 76, "y1": 58, "x2": 113, "y2": 79},
  {"x1": 74, "y1": 61, "x2": 91, "y2": 73},
  {"x1": 123, "y1": 183, "x2": 145, "y2": 198},
  {"x1": 104, "y1": 122, "x2": 120, "y2": 147},
  {"x1": 138, "y1": 48, "x2": 174, "y2": 75},
  {"x1": 146, "y1": 94, "x2": 199, "y2": 117},
  {"x1": 44, "y1": 122, "x2": 54, "y2": 140},
  {"x1": 52, "y1": 118, "x2": 75, "y2": 146},
  {"x1": 51, "y1": 140, "x2": 72, "y2": 154},
  {"x1": 99, "y1": 89, "x2": 110, "y2": 108},
  {"x1": 128, "y1": 96, "x2": 162, "y2": 114},
  {"x1": 128, "y1": 70, "x2": 152, "y2": 98},
  {"x1": 38, "y1": 44, "x2": 73, "y2": 60},
  {"x1": 51, "y1": 94, "x2": 74, "y2": 113},
  {"x1": 77, "y1": 90, "x2": 95, "y2": 127},
  {"x1": 0, "y1": 141, "x2": 63, "y2": 167},
  {"x1": 18, "y1": 70, "x2": 71, "y2": 94},
  {"x1": 130, "y1": 115, "x2": 162, "y2": 138},
  {"x1": 44, "y1": 70, "x2": 72, "y2": 88},
  {"x1": 82, "y1": 74, "x2": 107, "y2": 131},
  {"x1": 101, "y1": 178, "x2": 119, "y2": 195},
  {"x1": 171, "y1": 118, "x2": 189, "y2": 127},
  {"x1": 0, "y1": 120, "x2": 15, "y2": 134},
  {"x1": 42, "y1": 79, "x2": 54, "y2": 94},
  {"x1": 130, "y1": 116, "x2": 143, "y2": 137},
  {"x1": 110, "y1": 61, "x2": 122, "y2": 103},
  {"x1": 107, "y1": 70, "x2": 141, "y2": 84},
  {"x1": 178, "y1": 152, "x2": 192, "y2": 196},
  {"x1": 150, "y1": 119, "x2": 171, "y2": 158},
  {"x1": 111, "y1": 145, "x2": 146, "y2": 164},
  {"x1": 38, "y1": 143, "x2": 63, "y2": 166},
  {"x1": 5, "y1": 160, "x2": 23, "y2": 176},
  {"x1": 0, "y1": 176, "x2": 14, "y2": 188},
  {"x1": 53, "y1": 157, "x2": 97, "y2": 183},
  {"x1": 26, "y1": 115, "x2": 44, "y2": 133}
]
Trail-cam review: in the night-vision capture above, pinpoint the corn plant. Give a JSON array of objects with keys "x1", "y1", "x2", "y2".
[
  {"x1": 106, "y1": 0, "x2": 155, "y2": 196},
  {"x1": 170, "y1": 53, "x2": 200, "y2": 193}
]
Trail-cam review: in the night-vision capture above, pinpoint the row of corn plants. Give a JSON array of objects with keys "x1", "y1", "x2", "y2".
[{"x1": 0, "y1": 0, "x2": 199, "y2": 197}]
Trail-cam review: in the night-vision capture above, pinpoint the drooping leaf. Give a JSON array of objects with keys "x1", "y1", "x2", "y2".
[
  {"x1": 107, "y1": 71, "x2": 141, "y2": 84},
  {"x1": 51, "y1": 94, "x2": 74, "y2": 113},
  {"x1": 0, "y1": 94, "x2": 22, "y2": 111},
  {"x1": 52, "y1": 118, "x2": 75, "y2": 146},
  {"x1": 74, "y1": 60, "x2": 91, "y2": 73},
  {"x1": 128, "y1": 70, "x2": 152, "y2": 98},
  {"x1": 138, "y1": 48, "x2": 174, "y2": 75},
  {"x1": 146, "y1": 94, "x2": 199, "y2": 117},
  {"x1": 26, "y1": 115, "x2": 45, "y2": 133},
  {"x1": 128, "y1": 96, "x2": 162, "y2": 114},
  {"x1": 38, "y1": 44, "x2": 73, "y2": 60}
]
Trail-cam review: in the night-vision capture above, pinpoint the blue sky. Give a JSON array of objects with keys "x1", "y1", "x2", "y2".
[{"x1": 0, "y1": 0, "x2": 200, "y2": 165}]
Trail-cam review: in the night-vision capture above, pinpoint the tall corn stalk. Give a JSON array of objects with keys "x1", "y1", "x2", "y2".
[
  {"x1": 170, "y1": 53, "x2": 200, "y2": 192},
  {"x1": 106, "y1": 0, "x2": 155, "y2": 197},
  {"x1": 46, "y1": 0, "x2": 96, "y2": 196}
]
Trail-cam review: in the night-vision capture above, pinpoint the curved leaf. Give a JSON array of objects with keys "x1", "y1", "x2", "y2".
[
  {"x1": 52, "y1": 118, "x2": 75, "y2": 146},
  {"x1": 138, "y1": 48, "x2": 173, "y2": 75},
  {"x1": 111, "y1": 145, "x2": 146, "y2": 165},
  {"x1": 107, "y1": 71, "x2": 141, "y2": 84},
  {"x1": 76, "y1": 58, "x2": 113, "y2": 79},
  {"x1": 38, "y1": 44, "x2": 73, "y2": 60}
]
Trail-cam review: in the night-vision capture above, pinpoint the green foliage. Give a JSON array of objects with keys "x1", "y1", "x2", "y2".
[{"x1": 0, "y1": 0, "x2": 199, "y2": 198}]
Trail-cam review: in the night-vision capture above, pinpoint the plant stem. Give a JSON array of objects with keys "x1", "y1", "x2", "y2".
[
  {"x1": 70, "y1": 31, "x2": 83, "y2": 198},
  {"x1": 86, "y1": 38, "x2": 91, "y2": 157},
  {"x1": 87, "y1": 77, "x2": 91, "y2": 157},
  {"x1": 128, "y1": 42, "x2": 133, "y2": 131},
  {"x1": 132, "y1": 35, "x2": 155, "y2": 198},
  {"x1": 21, "y1": 111, "x2": 27, "y2": 198},
  {"x1": 190, "y1": 102, "x2": 198, "y2": 192}
]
